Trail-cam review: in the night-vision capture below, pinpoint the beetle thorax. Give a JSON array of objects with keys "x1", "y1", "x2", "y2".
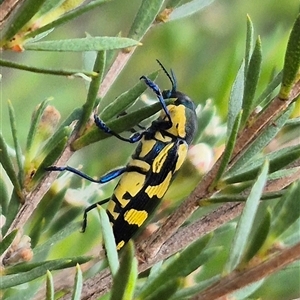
[{"x1": 162, "y1": 104, "x2": 188, "y2": 139}]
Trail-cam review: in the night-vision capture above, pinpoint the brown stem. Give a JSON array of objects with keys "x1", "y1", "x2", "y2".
[
  {"x1": 97, "y1": 49, "x2": 136, "y2": 99},
  {"x1": 193, "y1": 242, "x2": 300, "y2": 300},
  {"x1": 0, "y1": 0, "x2": 25, "y2": 30}
]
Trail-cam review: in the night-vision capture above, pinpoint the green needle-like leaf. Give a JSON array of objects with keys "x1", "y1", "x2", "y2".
[
  {"x1": 137, "y1": 233, "x2": 213, "y2": 299},
  {"x1": 5, "y1": 255, "x2": 91, "y2": 275},
  {"x1": 193, "y1": 101, "x2": 216, "y2": 143},
  {"x1": 0, "y1": 176, "x2": 9, "y2": 214},
  {"x1": 245, "y1": 15, "x2": 254, "y2": 74},
  {"x1": 2, "y1": 190, "x2": 21, "y2": 234},
  {"x1": 0, "y1": 58, "x2": 98, "y2": 77},
  {"x1": 241, "y1": 207, "x2": 271, "y2": 265},
  {"x1": 225, "y1": 104, "x2": 293, "y2": 178},
  {"x1": 166, "y1": 0, "x2": 184, "y2": 9},
  {"x1": 35, "y1": 0, "x2": 65, "y2": 17},
  {"x1": 78, "y1": 51, "x2": 105, "y2": 135},
  {"x1": 212, "y1": 111, "x2": 242, "y2": 187},
  {"x1": 127, "y1": 0, "x2": 164, "y2": 41},
  {"x1": 227, "y1": 61, "x2": 245, "y2": 138},
  {"x1": 0, "y1": 258, "x2": 83, "y2": 288},
  {"x1": 241, "y1": 36, "x2": 262, "y2": 127},
  {"x1": 98, "y1": 206, "x2": 119, "y2": 277},
  {"x1": 0, "y1": 229, "x2": 18, "y2": 256},
  {"x1": 28, "y1": 131, "x2": 70, "y2": 190},
  {"x1": 46, "y1": 270, "x2": 54, "y2": 300},
  {"x1": 25, "y1": 99, "x2": 49, "y2": 161},
  {"x1": 7, "y1": 100, "x2": 24, "y2": 186},
  {"x1": 33, "y1": 222, "x2": 82, "y2": 259},
  {"x1": 255, "y1": 71, "x2": 282, "y2": 107},
  {"x1": 170, "y1": 0, "x2": 215, "y2": 21},
  {"x1": 24, "y1": 37, "x2": 139, "y2": 52},
  {"x1": 231, "y1": 280, "x2": 265, "y2": 300},
  {"x1": 143, "y1": 279, "x2": 182, "y2": 300},
  {"x1": 34, "y1": 126, "x2": 72, "y2": 165},
  {"x1": 110, "y1": 241, "x2": 137, "y2": 300},
  {"x1": 72, "y1": 264, "x2": 83, "y2": 300},
  {"x1": 280, "y1": 14, "x2": 300, "y2": 99},
  {"x1": 170, "y1": 274, "x2": 221, "y2": 300},
  {"x1": 0, "y1": 133, "x2": 22, "y2": 195},
  {"x1": 29, "y1": 187, "x2": 67, "y2": 248},
  {"x1": 224, "y1": 160, "x2": 269, "y2": 273},
  {"x1": 225, "y1": 143, "x2": 300, "y2": 184},
  {"x1": 267, "y1": 181, "x2": 300, "y2": 244}
]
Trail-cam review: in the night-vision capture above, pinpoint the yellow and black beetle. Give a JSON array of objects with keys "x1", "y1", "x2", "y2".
[{"x1": 47, "y1": 61, "x2": 198, "y2": 250}]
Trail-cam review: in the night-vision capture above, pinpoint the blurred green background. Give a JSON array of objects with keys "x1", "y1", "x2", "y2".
[{"x1": 1, "y1": 1, "x2": 299, "y2": 299}]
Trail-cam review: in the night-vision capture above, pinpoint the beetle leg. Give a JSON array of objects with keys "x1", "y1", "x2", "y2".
[
  {"x1": 45, "y1": 165, "x2": 127, "y2": 184},
  {"x1": 81, "y1": 197, "x2": 110, "y2": 232},
  {"x1": 140, "y1": 75, "x2": 172, "y2": 126},
  {"x1": 94, "y1": 114, "x2": 144, "y2": 143}
]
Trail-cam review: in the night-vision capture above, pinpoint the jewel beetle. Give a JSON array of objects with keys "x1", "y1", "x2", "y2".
[{"x1": 47, "y1": 60, "x2": 198, "y2": 250}]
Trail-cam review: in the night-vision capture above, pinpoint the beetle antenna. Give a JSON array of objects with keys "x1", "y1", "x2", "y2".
[{"x1": 156, "y1": 59, "x2": 177, "y2": 92}]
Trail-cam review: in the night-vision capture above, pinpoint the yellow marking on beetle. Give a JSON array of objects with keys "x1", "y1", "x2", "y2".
[
  {"x1": 116, "y1": 240, "x2": 125, "y2": 251},
  {"x1": 154, "y1": 131, "x2": 172, "y2": 143},
  {"x1": 124, "y1": 209, "x2": 148, "y2": 227},
  {"x1": 113, "y1": 172, "x2": 146, "y2": 208},
  {"x1": 152, "y1": 143, "x2": 174, "y2": 173},
  {"x1": 145, "y1": 172, "x2": 172, "y2": 198},
  {"x1": 166, "y1": 105, "x2": 187, "y2": 138},
  {"x1": 128, "y1": 159, "x2": 150, "y2": 172},
  {"x1": 175, "y1": 142, "x2": 188, "y2": 171},
  {"x1": 106, "y1": 201, "x2": 120, "y2": 221},
  {"x1": 139, "y1": 139, "x2": 156, "y2": 157}
]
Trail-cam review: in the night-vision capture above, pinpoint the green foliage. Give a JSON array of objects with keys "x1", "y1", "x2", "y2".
[
  {"x1": 110, "y1": 242, "x2": 137, "y2": 300},
  {"x1": 0, "y1": 1, "x2": 299, "y2": 300},
  {"x1": 127, "y1": 0, "x2": 164, "y2": 41},
  {"x1": 280, "y1": 14, "x2": 300, "y2": 99},
  {"x1": 0, "y1": 230, "x2": 18, "y2": 256},
  {"x1": 224, "y1": 160, "x2": 269, "y2": 273},
  {"x1": 0, "y1": 256, "x2": 89, "y2": 289},
  {"x1": 24, "y1": 37, "x2": 140, "y2": 52},
  {"x1": 169, "y1": 0, "x2": 215, "y2": 21},
  {"x1": 46, "y1": 270, "x2": 54, "y2": 300},
  {"x1": 241, "y1": 36, "x2": 262, "y2": 127},
  {"x1": 1, "y1": 0, "x2": 47, "y2": 43},
  {"x1": 98, "y1": 206, "x2": 119, "y2": 277},
  {"x1": 136, "y1": 233, "x2": 215, "y2": 299},
  {"x1": 71, "y1": 264, "x2": 83, "y2": 300}
]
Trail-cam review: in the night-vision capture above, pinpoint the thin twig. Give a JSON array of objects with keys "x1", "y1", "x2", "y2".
[
  {"x1": 193, "y1": 241, "x2": 300, "y2": 300},
  {"x1": 97, "y1": 48, "x2": 136, "y2": 99},
  {"x1": 264, "y1": 167, "x2": 300, "y2": 193},
  {"x1": 0, "y1": 0, "x2": 26, "y2": 30},
  {"x1": 138, "y1": 202, "x2": 243, "y2": 272},
  {"x1": 0, "y1": 58, "x2": 98, "y2": 77}
]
